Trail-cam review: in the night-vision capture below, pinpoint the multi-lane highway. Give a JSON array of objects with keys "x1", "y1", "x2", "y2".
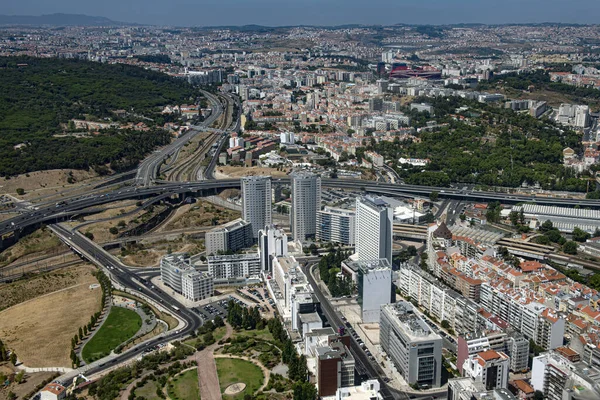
[
  {"x1": 3, "y1": 177, "x2": 600, "y2": 246},
  {"x1": 136, "y1": 89, "x2": 225, "y2": 187},
  {"x1": 50, "y1": 224, "x2": 202, "y2": 376}
]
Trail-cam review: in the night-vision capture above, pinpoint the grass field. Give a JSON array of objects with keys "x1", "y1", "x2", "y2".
[
  {"x1": 233, "y1": 327, "x2": 274, "y2": 342},
  {"x1": 216, "y1": 358, "x2": 264, "y2": 400},
  {"x1": 0, "y1": 266, "x2": 101, "y2": 367},
  {"x1": 167, "y1": 369, "x2": 199, "y2": 400},
  {"x1": 82, "y1": 306, "x2": 142, "y2": 363},
  {"x1": 134, "y1": 380, "x2": 163, "y2": 400}
]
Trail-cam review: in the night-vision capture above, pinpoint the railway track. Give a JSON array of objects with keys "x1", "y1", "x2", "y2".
[{"x1": 164, "y1": 93, "x2": 233, "y2": 182}]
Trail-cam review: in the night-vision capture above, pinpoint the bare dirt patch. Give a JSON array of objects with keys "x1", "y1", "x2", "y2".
[
  {"x1": 224, "y1": 382, "x2": 246, "y2": 395},
  {"x1": 0, "y1": 227, "x2": 66, "y2": 268},
  {"x1": 0, "y1": 265, "x2": 102, "y2": 367},
  {"x1": 215, "y1": 166, "x2": 289, "y2": 179},
  {"x1": 163, "y1": 202, "x2": 240, "y2": 231},
  {"x1": 77, "y1": 205, "x2": 162, "y2": 243},
  {"x1": 119, "y1": 239, "x2": 203, "y2": 268},
  {"x1": 0, "y1": 169, "x2": 99, "y2": 200},
  {"x1": 0, "y1": 264, "x2": 96, "y2": 311},
  {"x1": 0, "y1": 367, "x2": 57, "y2": 400}
]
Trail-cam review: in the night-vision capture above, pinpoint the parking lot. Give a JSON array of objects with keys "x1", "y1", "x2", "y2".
[{"x1": 192, "y1": 295, "x2": 248, "y2": 322}]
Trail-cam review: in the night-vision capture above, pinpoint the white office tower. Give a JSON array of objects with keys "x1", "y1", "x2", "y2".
[
  {"x1": 355, "y1": 196, "x2": 393, "y2": 264},
  {"x1": 160, "y1": 253, "x2": 190, "y2": 294},
  {"x1": 258, "y1": 225, "x2": 288, "y2": 273},
  {"x1": 355, "y1": 258, "x2": 393, "y2": 323},
  {"x1": 380, "y1": 301, "x2": 443, "y2": 388},
  {"x1": 290, "y1": 172, "x2": 321, "y2": 241},
  {"x1": 241, "y1": 176, "x2": 272, "y2": 240}
]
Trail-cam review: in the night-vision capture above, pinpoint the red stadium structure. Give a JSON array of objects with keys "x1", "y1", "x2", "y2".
[{"x1": 389, "y1": 62, "x2": 441, "y2": 79}]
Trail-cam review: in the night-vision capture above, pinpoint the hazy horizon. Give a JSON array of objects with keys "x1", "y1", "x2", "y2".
[{"x1": 3, "y1": 0, "x2": 600, "y2": 27}]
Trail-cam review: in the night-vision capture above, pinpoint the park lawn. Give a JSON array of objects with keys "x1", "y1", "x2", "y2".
[
  {"x1": 214, "y1": 326, "x2": 227, "y2": 342},
  {"x1": 82, "y1": 306, "x2": 142, "y2": 362},
  {"x1": 167, "y1": 369, "x2": 199, "y2": 400},
  {"x1": 216, "y1": 358, "x2": 264, "y2": 400},
  {"x1": 134, "y1": 380, "x2": 163, "y2": 400},
  {"x1": 233, "y1": 327, "x2": 274, "y2": 342}
]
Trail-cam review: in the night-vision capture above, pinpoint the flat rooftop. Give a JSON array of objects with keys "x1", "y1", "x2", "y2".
[{"x1": 383, "y1": 301, "x2": 442, "y2": 342}]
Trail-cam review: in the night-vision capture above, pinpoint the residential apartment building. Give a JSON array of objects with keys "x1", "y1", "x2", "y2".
[
  {"x1": 241, "y1": 176, "x2": 272, "y2": 239},
  {"x1": 398, "y1": 264, "x2": 484, "y2": 336},
  {"x1": 290, "y1": 172, "x2": 321, "y2": 241},
  {"x1": 532, "y1": 351, "x2": 600, "y2": 400},
  {"x1": 181, "y1": 270, "x2": 214, "y2": 301},
  {"x1": 447, "y1": 379, "x2": 517, "y2": 400},
  {"x1": 355, "y1": 196, "x2": 393, "y2": 264},
  {"x1": 161, "y1": 253, "x2": 214, "y2": 301},
  {"x1": 380, "y1": 301, "x2": 443, "y2": 388},
  {"x1": 479, "y1": 283, "x2": 565, "y2": 351},
  {"x1": 205, "y1": 218, "x2": 253, "y2": 255},
  {"x1": 316, "y1": 206, "x2": 356, "y2": 245},
  {"x1": 462, "y1": 350, "x2": 510, "y2": 391},
  {"x1": 207, "y1": 253, "x2": 261, "y2": 280},
  {"x1": 317, "y1": 339, "x2": 355, "y2": 396}
]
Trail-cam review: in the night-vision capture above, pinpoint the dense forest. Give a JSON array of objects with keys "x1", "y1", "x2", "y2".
[
  {"x1": 360, "y1": 96, "x2": 589, "y2": 191},
  {"x1": 0, "y1": 56, "x2": 198, "y2": 176}
]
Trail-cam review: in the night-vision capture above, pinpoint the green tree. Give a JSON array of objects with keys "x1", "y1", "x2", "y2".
[
  {"x1": 15, "y1": 188, "x2": 25, "y2": 196},
  {"x1": 293, "y1": 381, "x2": 317, "y2": 400},
  {"x1": 563, "y1": 240, "x2": 578, "y2": 255},
  {"x1": 429, "y1": 191, "x2": 439, "y2": 202},
  {"x1": 14, "y1": 370, "x2": 24, "y2": 384},
  {"x1": 572, "y1": 227, "x2": 590, "y2": 243},
  {"x1": 540, "y1": 220, "x2": 554, "y2": 232},
  {"x1": 533, "y1": 391, "x2": 545, "y2": 400},
  {"x1": 10, "y1": 351, "x2": 17, "y2": 365},
  {"x1": 84, "y1": 232, "x2": 94, "y2": 241},
  {"x1": 441, "y1": 320, "x2": 450, "y2": 329},
  {"x1": 509, "y1": 211, "x2": 519, "y2": 226}
]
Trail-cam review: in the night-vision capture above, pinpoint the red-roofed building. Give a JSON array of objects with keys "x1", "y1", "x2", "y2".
[
  {"x1": 462, "y1": 349, "x2": 510, "y2": 391},
  {"x1": 40, "y1": 383, "x2": 66, "y2": 400}
]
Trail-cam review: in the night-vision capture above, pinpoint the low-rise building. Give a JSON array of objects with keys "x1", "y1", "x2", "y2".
[
  {"x1": 207, "y1": 253, "x2": 261, "y2": 281},
  {"x1": 40, "y1": 383, "x2": 67, "y2": 400}
]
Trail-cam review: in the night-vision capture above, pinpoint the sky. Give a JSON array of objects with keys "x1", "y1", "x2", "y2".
[{"x1": 3, "y1": 0, "x2": 600, "y2": 27}]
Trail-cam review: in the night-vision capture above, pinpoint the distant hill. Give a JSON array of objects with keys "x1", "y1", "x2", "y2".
[{"x1": 0, "y1": 13, "x2": 129, "y2": 26}]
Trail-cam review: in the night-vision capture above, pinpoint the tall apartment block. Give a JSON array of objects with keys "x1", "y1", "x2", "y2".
[
  {"x1": 290, "y1": 172, "x2": 321, "y2": 241},
  {"x1": 205, "y1": 218, "x2": 253, "y2": 255},
  {"x1": 355, "y1": 196, "x2": 393, "y2": 264},
  {"x1": 241, "y1": 176, "x2": 272, "y2": 240},
  {"x1": 316, "y1": 206, "x2": 356, "y2": 245},
  {"x1": 380, "y1": 301, "x2": 443, "y2": 388}
]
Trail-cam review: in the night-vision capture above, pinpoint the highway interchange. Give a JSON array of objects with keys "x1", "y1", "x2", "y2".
[{"x1": 6, "y1": 88, "x2": 595, "y2": 399}]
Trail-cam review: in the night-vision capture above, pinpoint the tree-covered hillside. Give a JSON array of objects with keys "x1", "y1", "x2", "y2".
[{"x1": 0, "y1": 56, "x2": 198, "y2": 176}]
